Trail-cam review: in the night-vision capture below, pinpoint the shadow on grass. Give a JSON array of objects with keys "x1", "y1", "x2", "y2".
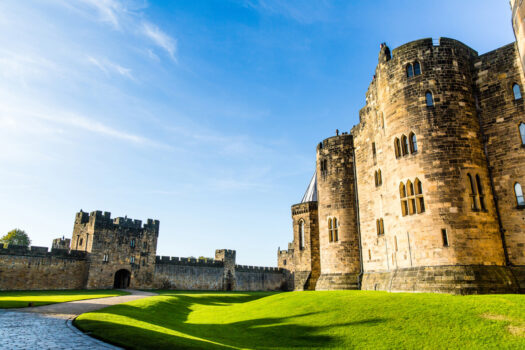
[{"x1": 76, "y1": 293, "x2": 386, "y2": 349}]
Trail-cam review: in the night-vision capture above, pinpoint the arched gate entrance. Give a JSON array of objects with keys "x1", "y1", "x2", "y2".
[{"x1": 113, "y1": 269, "x2": 131, "y2": 289}]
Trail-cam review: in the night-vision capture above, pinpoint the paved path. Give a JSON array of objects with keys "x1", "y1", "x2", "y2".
[{"x1": 0, "y1": 290, "x2": 157, "y2": 350}]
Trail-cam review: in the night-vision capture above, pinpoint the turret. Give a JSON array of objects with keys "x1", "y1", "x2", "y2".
[{"x1": 315, "y1": 133, "x2": 361, "y2": 290}]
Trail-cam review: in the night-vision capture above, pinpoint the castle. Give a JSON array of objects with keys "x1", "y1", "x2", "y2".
[
  {"x1": 277, "y1": 1, "x2": 525, "y2": 294},
  {"x1": 1, "y1": 3, "x2": 524, "y2": 295},
  {"x1": 0, "y1": 210, "x2": 285, "y2": 291}
]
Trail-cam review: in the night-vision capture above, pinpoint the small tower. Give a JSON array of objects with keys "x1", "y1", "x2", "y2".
[
  {"x1": 290, "y1": 172, "x2": 320, "y2": 290},
  {"x1": 215, "y1": 249, "x2": 236, "y2": 291},
  {"x1": 315, "y1": 133, "x2": 361, "y2": 290}
]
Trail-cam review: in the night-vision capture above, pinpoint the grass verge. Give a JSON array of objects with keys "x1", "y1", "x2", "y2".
[
  {"x1": 0, "y1": 289, "x2": 129, "y2": 308},
  {"x1": 74, "y1": 290, "x2": 525, "y2": 349}
]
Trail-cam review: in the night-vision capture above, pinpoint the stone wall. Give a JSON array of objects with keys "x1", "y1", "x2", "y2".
[
  {"x1": 235, "y1": 265, "x2": 285, "y2": 291},
  {"x1": 475, "y1": 43, "x2": 525, "y2": 267},
  {"x1": 154, "y1": 256, "x2": 286, "y2": 291},
  {"x1": 0, "y1": 244, "x2": 87, "y2": 291},
  {"x1": 361, "y1": 265, "x2": 519, "y2": 295},
  {"x1": 154, "y1": 257, "x2": 225, "y2": 290},
  {"x1": 511, "y1": 0, "x2": 525, "y2": 74}
]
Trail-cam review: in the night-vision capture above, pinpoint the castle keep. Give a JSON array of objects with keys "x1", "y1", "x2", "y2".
[
  {"x1": 0, "y1": 210, "x2": 285, "y2": 291},
  {"x1": 278, "y1": 3, "x2": 525, "y2": 294}
]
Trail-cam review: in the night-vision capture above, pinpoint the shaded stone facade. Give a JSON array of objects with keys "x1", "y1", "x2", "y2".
[
  {"x1": 0, "y1": 210, "x2": 286, "y2": 291},
  {"x1": 279, "y1": 10, "x2": 525, "y2": 294}
]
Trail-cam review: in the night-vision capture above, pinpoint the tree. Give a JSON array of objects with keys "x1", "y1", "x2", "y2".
[{"x1": 1, "y1": 229, "x2": 31, "y2": 247}]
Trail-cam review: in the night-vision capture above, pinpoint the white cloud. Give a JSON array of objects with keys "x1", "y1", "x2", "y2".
[
  {"x1": 87, "y1": 56, "x2": 134, "y2": 80},
  {"x1": 77, "y1": 0, "x2": 125, "y2": 29},
  {"x1": 142, "y1": 22, "x2": 177, "y2": 61},
  {"x1": 0, "y1": 102, "x2": 167, "y2": 148}
]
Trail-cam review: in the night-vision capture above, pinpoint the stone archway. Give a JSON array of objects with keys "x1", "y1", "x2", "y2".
[
  {"x1": 113, "y1": 269, "x2": 131, "y2": 289},
  {"x1": 225, "y1": 270, "x2": 234, "y2": 291}
]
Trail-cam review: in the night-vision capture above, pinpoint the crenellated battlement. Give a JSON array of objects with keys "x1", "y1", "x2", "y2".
[
  {"x1": 0, "y1": 243, "x2": 87, "y2": 259},
  {"x1": 74, "y1": 210, "x2": 160, "y2": 234},
  {"x1": 235, "y1": 264, "x2": 281, "y2": 273},
  {"x1": 155, "y1": 255, "x2": 224, "y2": 267}
]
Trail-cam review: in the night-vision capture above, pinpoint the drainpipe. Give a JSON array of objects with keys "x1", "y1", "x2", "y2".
[{"x1": 351, "y1": 137, "x2": 364, "y2": 289}]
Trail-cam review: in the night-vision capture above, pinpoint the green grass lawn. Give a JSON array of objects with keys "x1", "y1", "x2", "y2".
[
  {"x1": 0, "y1": 289, "x2": 129, "y2": 308},
  {"x1": 74, "y1": 290, "x2": 525, "y2": 349}
]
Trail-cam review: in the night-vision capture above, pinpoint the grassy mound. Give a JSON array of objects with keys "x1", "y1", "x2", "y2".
[
  {"x1": 0, "y1": 289, "x2": 129, "y2": 308},
  {"x1": 74, "y1": 291, "x2": 525, "y2": 349}
]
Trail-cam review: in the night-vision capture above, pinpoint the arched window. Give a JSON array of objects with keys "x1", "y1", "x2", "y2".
[
  {"x1": 426, "y1": 91, "x2": 434, "y2": 107},
  {"x1": 476, "y1": 175, "x2": 486, "y2": 211},
  {"x1": 378, "y1": 169, "x2": 382, "y2": 186},
  {"x1": 414, "y1": 61, "x2": 421, "y2": 76},
  {"x1": 406, "y1": 64, "x2": 414, "y2": 78},
  {"x1": 333, "y1": 218, "x2": 339, "y2": 241},
  {"x1": 520, "y1": 123, "x2": 525, "y2": 145},
  {"x1": 415, "y1": 178, "x2": 425, "y2": 213},
  {"x1": 394, "y1": 138, "x2": 401, "y2": 158},
  {"x1": 374, "y1": 171, "x2": 378, "y2": 186},
  {"x1": 513, "y1": 83, "x2": 522, "y2": 100},
  {"x1": 299, "y1": 220, "x2": 305, "y2": 250},
  {"x1": 400, "y1": 183, "x2": 408, "y2": 216},
  {"x1": 467, "y1": 173, "x2": 478, "y2": 210},
  {"x1": 401, "y1": 135, "x2": 409, "y2": 155},
  {"x1": 328, "y1": 218, "x2": 333, "y2": 242},
  {"x1": 409, "y1": 133, "x2": 418, "y2": 153},
  {"x1": 515, "y1": 183, "x2": 525, "y2": 207},
  {"x1": 130, "y1": 239, "x2": 136, "y2": 248},
  {"x1": 407, "y1": 180, "x2": 416, "y2": 215},
  {"x1": 79, "y1": 238, "x2": 83, "y2": 246}
]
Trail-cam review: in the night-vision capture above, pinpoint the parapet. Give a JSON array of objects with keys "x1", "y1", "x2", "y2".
[
  {"x1": 235, "y1": 264, "x2": 282, "y2": 273},
  {"x1": 155, "y1": 255, "x2": 224, "y2": 268},
  {"x1": 291, "y1": 201, "x2": 318, "y2": 215},
  {"x1": 0, "y1": 244, "x2": 87, "y2": 260},
  {"x1": 317, "y1": 133, "x2": 353, "y2": 152},
  {"x1": 74, "y1": 210, "x2": 160, "y2": 234}
]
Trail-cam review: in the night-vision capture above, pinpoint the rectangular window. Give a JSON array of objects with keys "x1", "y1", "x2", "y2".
[
  {"x1": 372, "y1": 142, "x2": 376, "y2": 157},
  {"x1": 368, "y1": 249, "x2": 371, "y2": 261},
  {"x1": 394, "y1": 236, "x2": 398, "y2": 252},
  {"x1": 130, "y1": 256, "x2": 135, "y2": 264},
  {"x1": 409, "y1": 198, "x2": 416, "y2": 215},
  {"x1": 441, "y1": 229, "x2": 449, "y2": 247},
  {"x1": 401, "y1": 200, "x2": 408, "y2": 216}
]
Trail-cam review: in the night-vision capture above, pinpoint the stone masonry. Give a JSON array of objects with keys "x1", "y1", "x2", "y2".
[
  {"x1": 0, "y1": 210, "x2": 286, "y2": 292},
  {"x1": 278, "y1": 6, "x2": 525, "y2": 294}
]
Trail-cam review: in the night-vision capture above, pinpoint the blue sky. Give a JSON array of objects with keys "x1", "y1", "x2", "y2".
[{"x1": 0, "y1": 0, "x2": 515, "y2": 266}]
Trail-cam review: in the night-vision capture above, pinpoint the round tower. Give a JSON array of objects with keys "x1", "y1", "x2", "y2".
[
  {"x1": 355, "y1": 38, "x2": 517, "y2": 293},
  {"x1": 315, "y1": 133, "x2": 361, "y2": 290}
]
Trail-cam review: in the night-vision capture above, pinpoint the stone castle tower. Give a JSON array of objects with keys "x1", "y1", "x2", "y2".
[
  {"x1": 278, "y1": 5, "x2": 525, "y2": 294},
  {"x1": 72, "y1": 210, "x2": 159, "y2": 289},
  {"x1": 315, "y1": 134, "x2": 361, "y2": 290}
]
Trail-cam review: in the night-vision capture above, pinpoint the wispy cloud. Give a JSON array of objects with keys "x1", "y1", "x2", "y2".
[
  {"x1": 241, "y1": 0, "x2": 336, "y2": 24},
  {"x1": 142, "y1": 22, "x2": 177, "y2": 61},
  {"x1": 87, "y1": 56, "x2": 134, "y2": 80},
  {"x1": 0, "y1": 102, "x2": 167, "y2": 148}
]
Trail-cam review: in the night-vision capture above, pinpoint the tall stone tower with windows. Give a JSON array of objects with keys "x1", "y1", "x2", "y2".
[
  {"x1": 278, "y1": 5, "x2": 525, "y2": 294},
  {"x1": 315, "y1": 133, "x2": 361, "y2": 290}
]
